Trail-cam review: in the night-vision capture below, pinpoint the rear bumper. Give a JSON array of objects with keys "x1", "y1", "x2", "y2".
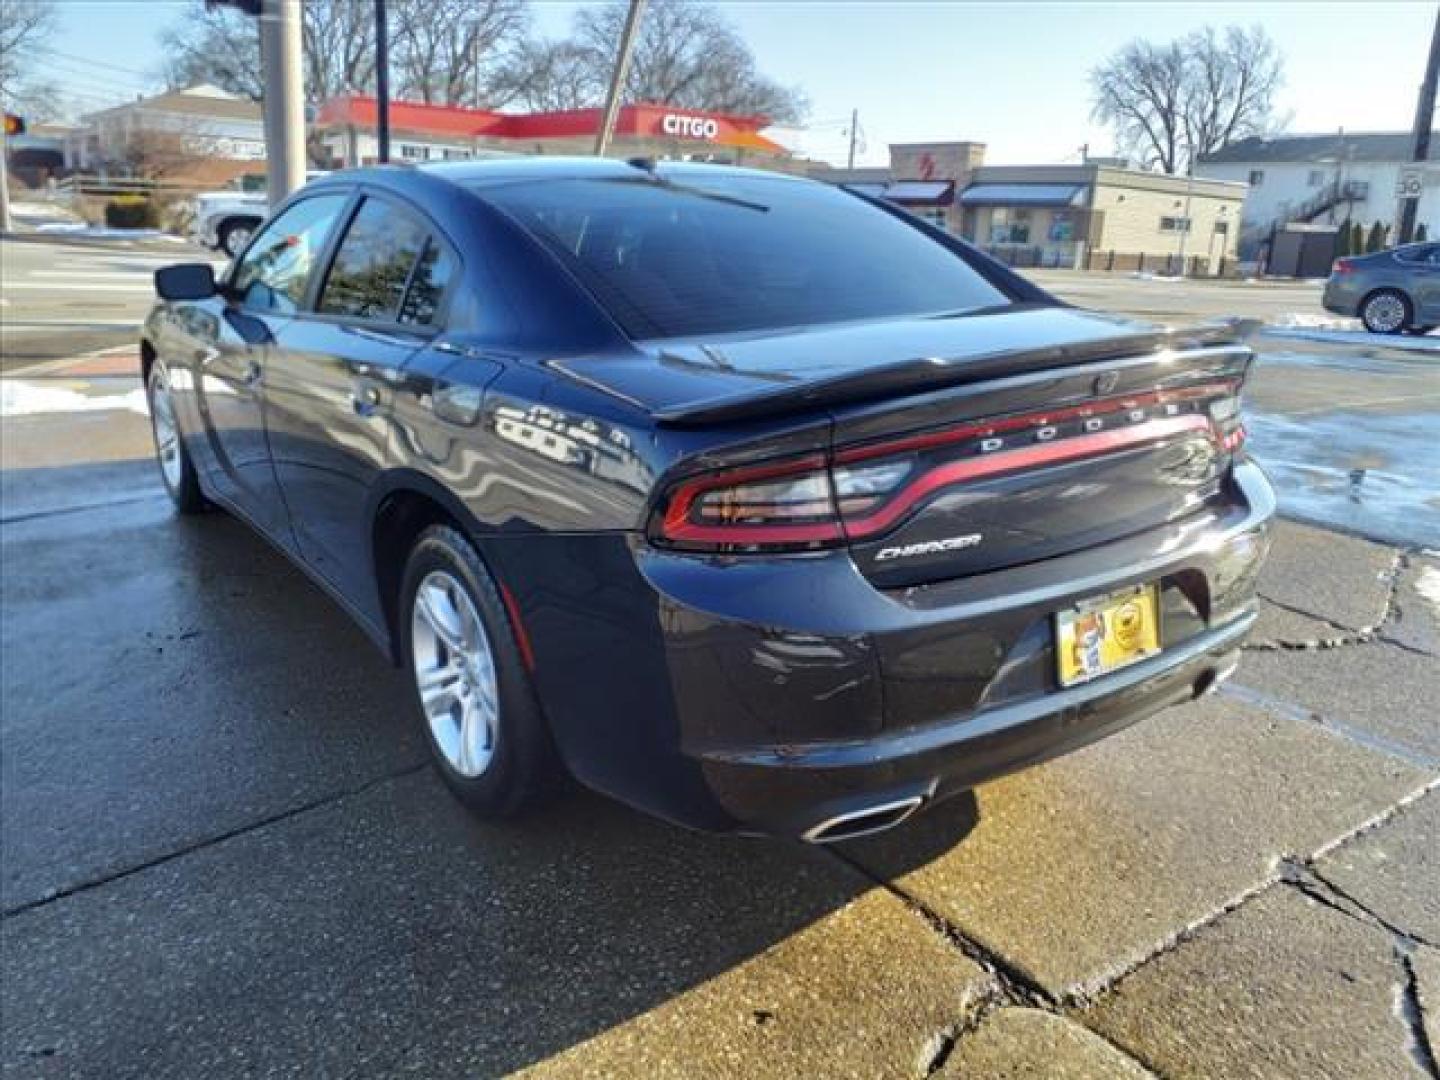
[
  {"x1": 501, "y1": 462, "x2": 1275, "y2": 840},
  {"x1": 1322, "y1": 278, "x2": 1363, "y2": 316}
]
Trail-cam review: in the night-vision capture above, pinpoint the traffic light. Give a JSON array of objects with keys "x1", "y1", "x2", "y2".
[{"x1": 3, "y1": 113, "x2": 24, "y2": 137}]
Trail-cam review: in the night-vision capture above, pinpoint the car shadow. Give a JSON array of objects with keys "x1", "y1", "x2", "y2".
[{"x1": 1, "y1": 455, "x2": 982, "y2": 1075}]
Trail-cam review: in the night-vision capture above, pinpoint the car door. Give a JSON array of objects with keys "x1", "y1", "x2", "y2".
[
  {"x1": 197, "y1": 193, "x2": 348, "y2": 540},
  {"x1": 263, "y1": 192, "x2": 459, "y2": 620}
]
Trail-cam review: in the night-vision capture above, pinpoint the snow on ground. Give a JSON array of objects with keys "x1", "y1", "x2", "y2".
[
  {"x1": 1261, "y1": 325, "x2": 1439, "y2": 351},
  {"x1": 0, "y1": 380, "x2": 149, "y2": 419}
]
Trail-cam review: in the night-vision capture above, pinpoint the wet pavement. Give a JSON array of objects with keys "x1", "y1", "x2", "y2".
[{"x1": 2, "y1": 322, "x2": 1439, "y2": 1074}]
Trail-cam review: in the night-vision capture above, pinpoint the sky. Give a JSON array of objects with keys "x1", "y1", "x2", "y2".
[{"x1": 34, "y1": 0, "x2": 1440, "y2": 166}]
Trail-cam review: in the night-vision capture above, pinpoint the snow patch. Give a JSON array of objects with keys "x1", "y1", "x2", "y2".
[
  {"x1": 1415, "y1": 567, "x2": 1440, "y2": 620},
  {"x1": 0, "y1": 380, "x2": 150, "y2": 418}
]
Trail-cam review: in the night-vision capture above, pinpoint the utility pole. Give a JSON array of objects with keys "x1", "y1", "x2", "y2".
[
  {"x1": 1398, "y1": 4, "x2": 1439, "y2": 244},
  {"x1": 375, "y1": 0, "x2": 391, "y2": 162},
  {"x1": 1176, "y1": 167, "x2": 1196, "y2": 273},
  {"x1": 847, "y1": 108, "x2": 859, "y2": 170},
  {"x1": 259, "y1": 0, "x2": 305, "y2": 205},
  {"x1": 594, "y1": 0, "x2": 646, "y2": 157}
]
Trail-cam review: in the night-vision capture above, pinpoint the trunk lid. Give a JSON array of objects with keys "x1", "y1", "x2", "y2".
[
  {"x1": 622, "y1": 306, "x2": 1254, "y2": 585},
  {"x1": 550, "y1": 306, "x2": 1252, "y2": 423}
]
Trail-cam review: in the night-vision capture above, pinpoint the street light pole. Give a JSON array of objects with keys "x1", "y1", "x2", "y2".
[
  {"x1": 846, "y1": 108, "x2": 859, "y2": 170},
  {"x1": 259, "y1": 0, "x2": 306, "y2": 206},
  {"x1": 594, "y1": 0, "x2": 646, "y2": 157},
  {"x1": 374, "y1": 0, "x2": 391, "y2": 163}
]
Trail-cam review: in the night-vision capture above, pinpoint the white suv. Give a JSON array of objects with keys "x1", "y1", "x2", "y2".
[{"x1": 188, "y1": 171, "x2": 329, "y2": 256}]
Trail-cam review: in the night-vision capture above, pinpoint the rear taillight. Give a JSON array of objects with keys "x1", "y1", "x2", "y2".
[
  {"x1": 659, "y1": 455, "x2": 845, "y2": 548},
  {"x1": 1333, "y1": 258, "x2": 1355, "y2": 275},
  {"x1": 653, "y1": 382, "x2": 1243, "y2": 553}
]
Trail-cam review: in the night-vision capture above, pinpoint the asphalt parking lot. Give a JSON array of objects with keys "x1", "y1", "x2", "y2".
[{"x1": 2, "y1": 237, "x2": 1438, "y2": 1077}]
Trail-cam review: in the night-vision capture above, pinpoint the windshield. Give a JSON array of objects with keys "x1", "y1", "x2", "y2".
[{"x1": 473, "y1": 174, "x2": 1012, "y2": 340}]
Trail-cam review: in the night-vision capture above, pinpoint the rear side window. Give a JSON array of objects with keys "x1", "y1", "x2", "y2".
[
  {"x1": 399, "y1": 240, "x2": 456, "y2": 325},
  {"x1": 232, "y1": 194, "x2": 346, "y2": 314},
  {"x1": 474, "y1": 175, "x2": 1011, "y2": 339},
  {"x1": 319, "y1": 197, "x2": 431, "y2": 321}
]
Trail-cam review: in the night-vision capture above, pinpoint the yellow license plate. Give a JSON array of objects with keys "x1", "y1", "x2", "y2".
[{"x1": 1056, "y1": 583, "x2": 1161, "y2": 687}]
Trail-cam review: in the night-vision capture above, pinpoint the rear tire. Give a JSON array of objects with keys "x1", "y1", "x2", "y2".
[
  {"x1": 400, "y1": 525, "x2": 555, "y2": 818},
  {"x1": 146, "y1": 363, "x2": 207, "y2": 514},
  {"x1": 1359, "y1": 289, "x2": 1411, "y2": 335}
]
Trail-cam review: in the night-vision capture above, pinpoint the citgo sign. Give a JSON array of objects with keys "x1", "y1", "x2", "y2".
[{"x1": 661, "y1": 113, "x2": 720, "y2": 141}]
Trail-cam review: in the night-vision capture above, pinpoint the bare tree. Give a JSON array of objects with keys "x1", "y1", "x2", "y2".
[
  {"x1": 391, "y1": 0, "x2": 530, "y2": 106},
  {"x1": 158, "y1": 2, "x2": 263, "y2": 101},
  {"x1": 569, "y1": 0, "x2": 807, "y2": 123},
  {"x1": 1092, "y1": 25, "x2": 1284, "y2": 174},
  {"x1": 303, "y1": 0, "x2": 378, "y2": 103},
  {"x1": 0, "y1": 0, "x2": 57, "y2": 90},
  {"x1": 159, "y1": 0, "x2": 381, "y2": 105},
  {"x1": 1, "y1": 0, "x2": 60, "y2": 121},
  {"x1": 496, "y1": 38, "x2": 598, "y2": 112},
  {"x1": 1180, "y1": 26, "x2": 1286, "y2": 163}
]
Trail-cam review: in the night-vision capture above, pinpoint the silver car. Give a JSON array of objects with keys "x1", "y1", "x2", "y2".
[{"x1": 1323, "y1": 241, "x2": 1440, "y2": 335}]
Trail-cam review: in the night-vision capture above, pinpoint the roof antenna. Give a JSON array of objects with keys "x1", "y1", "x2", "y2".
[{"x1": 626, "y1": 156, "x2": 657, "y2": 174}]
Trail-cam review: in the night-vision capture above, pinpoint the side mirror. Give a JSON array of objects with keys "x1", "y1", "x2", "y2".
[{"x1": 154, "y1": 263, "x2": 217, "y2": 301}]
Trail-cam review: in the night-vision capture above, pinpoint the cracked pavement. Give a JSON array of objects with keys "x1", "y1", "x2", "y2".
[{"x1": 3, "y1": 333, "x2": 1439, "y2": 1076}]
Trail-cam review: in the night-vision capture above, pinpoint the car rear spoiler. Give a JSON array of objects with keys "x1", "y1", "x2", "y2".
[{"x1": 653, "y1": 319, "x2": 1260, "y2": 428}]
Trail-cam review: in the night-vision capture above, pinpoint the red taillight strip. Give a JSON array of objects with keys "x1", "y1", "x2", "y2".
[
  {"x1": 661, "y1": 452, "x2": 841, "y2": 545},
  {"x1": 841, "y1": 414, "x2": 1213, "y2": 539},
  {"x1": 833, "y1": 382, "x2": 1236, "y2": 464}
]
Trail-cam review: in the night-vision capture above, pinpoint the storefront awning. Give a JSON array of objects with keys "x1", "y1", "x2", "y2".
[
  {"x1": 960, "y1": 183, "x2": 1087, "y2": 207},
  {"x1": 845, "y1": 180, "x2": 955, "y2": 206},
  {"x1": 884, "y1": 180, "x2": 954, "y2": 204}
]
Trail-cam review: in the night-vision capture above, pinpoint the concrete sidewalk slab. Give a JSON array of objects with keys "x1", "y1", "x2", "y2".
[
  {"x1": 1257, "y1": 520, "x2": 1397, "y2": 632},
  {"x1": 1315, "y1": 789, "x2": 1440, "y2": 946},
  {"x1": 1, "y1": 769, "x2": 989, "y2": 1079},
  {"x1": 0, "y1": 502, "x2": 427, "y2": 910},
  {"x1": 839, "y1": 697, "x2": 1429, "y2": 997},
  {"x1": 938, "y1": 1008, "x2": 1150, "y2": 1078},
  {"x1": 1388, "y1": 554, "x2": 1440, "y2": 658},
  {"x1": 1237, "y1": 644, "x2": 1440, "y2": 765},
  {"x1": 1081, "y1": 885, "x2": 1425, "y2": 1080},
  {"x1": 1250, "y1": 599, "x2": 1350, "y2": 649}
]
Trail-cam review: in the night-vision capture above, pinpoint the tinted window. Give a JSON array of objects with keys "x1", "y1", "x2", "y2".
[
  {"x1": 399, "y1": 239, "x2": 456, "y2": 326},
  {"x1": 232, "y1": 194, "x2": 346, "y2": 314},
  {"x1": 319, "y1": 197, "x2": 429, "y2": 320},
  {"x1": 474, "y1": 175, "x2": 1011, "y2": 339}
]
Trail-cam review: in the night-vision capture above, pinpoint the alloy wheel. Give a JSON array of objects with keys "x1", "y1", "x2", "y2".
[
  {"x1": 1361, "y1": 293, "x2": 1406, "y2": 334},
  {"x1": 148, "y1": 368, "x2": 183, "y2": 492},
  {"x1": 224, "y1": 226, "x2": 253, "y2": 256},
  {"x1": 410, "y1": 569, "x2": 500, "y2": 778}
]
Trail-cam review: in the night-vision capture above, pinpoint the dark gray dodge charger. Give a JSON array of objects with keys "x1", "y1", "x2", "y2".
[{"x1": 142, "y1": 158, "x2": 1274, "y2": 842}]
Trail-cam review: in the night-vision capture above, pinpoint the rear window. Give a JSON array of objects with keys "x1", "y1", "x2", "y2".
[{"x1": 473, "y1": 174, "x2": 1011, "y2": 339}]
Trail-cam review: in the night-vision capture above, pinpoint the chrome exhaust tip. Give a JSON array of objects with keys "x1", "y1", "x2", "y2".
[{"x1": 801, "y1": 794, "x2": 926, "y2": 844}]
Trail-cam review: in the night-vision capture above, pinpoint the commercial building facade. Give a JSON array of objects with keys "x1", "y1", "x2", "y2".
[
  {"x1": 312, "y1": 96, "x2": 791, "y2": 168},
  {"x1": 1196, "y1": 131, "x2": 1439, "y2": 254},
  {"x1": 816, "y1": 144, "x2": 1246, "y2": 275}
]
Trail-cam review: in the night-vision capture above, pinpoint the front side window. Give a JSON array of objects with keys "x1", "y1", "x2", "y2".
[
  {"x1": 474, "y1": 174, "x2": 1010, "y2": 339},
  {"x1": 231, "y1": 194, "x2": 347, "y2": 314},
  {"x1": 318, "y1": 197, "x2": 430, "y2": 321}
]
